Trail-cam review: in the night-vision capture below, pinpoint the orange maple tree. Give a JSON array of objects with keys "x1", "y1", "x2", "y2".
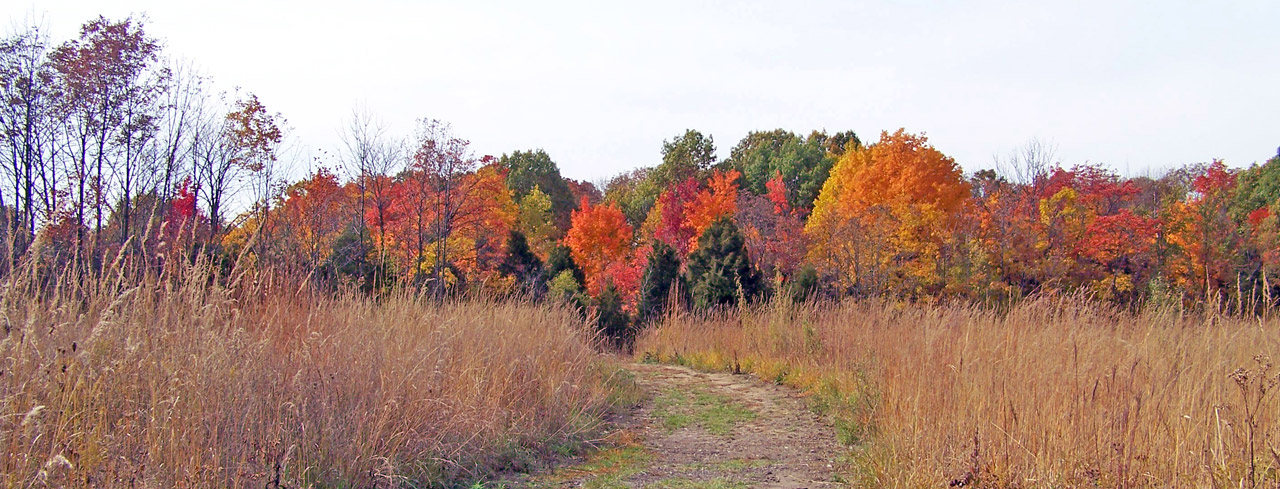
[
  {"x1": 565, "y1": 197, "x2": 634, "y2": 295},
  {"x1": 685, "y1": 169, "x2": 741, "y2": 252}
]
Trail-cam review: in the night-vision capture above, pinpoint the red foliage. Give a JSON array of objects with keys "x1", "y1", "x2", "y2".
[
  {"x1": 1249, "y1": 207, "x2": 1271, "y2": 229},
  {"x1": 1192, "y1": 159, "x2": 1236, "y2": 197},
  {"x1": 765, "y1": 171, "x2": 791, "y2": 215},
  {"x1": 652, "y1": 177, "x2": 700, "y2": 254},
  {"x1": 1077, "y1": 209, "x2": 1160, "y2": 269}
]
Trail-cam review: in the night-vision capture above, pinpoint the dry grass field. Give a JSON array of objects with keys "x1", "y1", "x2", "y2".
[
  {"x1": 636, "y1": 297, "x2": 1280, "y2": 488},
  {"x1": 0, "y1": 259, "x2": 627, "y2": 488}
]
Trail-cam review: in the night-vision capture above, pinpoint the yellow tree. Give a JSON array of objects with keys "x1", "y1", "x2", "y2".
[
  {"x1": 517, "y1": 186, "x2": 558, "y2": 260},
  {"x1": 806, "y1": 129, "x2": 970, "y2": 295}
]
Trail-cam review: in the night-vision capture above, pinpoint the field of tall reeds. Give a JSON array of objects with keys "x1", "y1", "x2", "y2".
[
  {"x1": 636, "y1": 297, "x2": 1280, "y2": 488},
  {"x1": 1, "y1": 257, "x2": 627, "y2": 488}
]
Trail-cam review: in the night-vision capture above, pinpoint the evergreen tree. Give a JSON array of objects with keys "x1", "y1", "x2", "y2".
[
  {"x1": 593, "y1": 283, "x2": 633, "y2": 350},
  {"x1": 789, "y1": 265, "x2": 820, "y2": 303},
  {"x1": 499, "y1": 230, "x2": 544, "y2": 295},
  {"x1": 638, "y1": 240, "x2": 684, "y2": 324},
  {"x1": 544, "y1": 244, "x2": 585, "y2": 286},
  {"x1": 685, "y1": 217, "x2": 764, "y2": 309}
]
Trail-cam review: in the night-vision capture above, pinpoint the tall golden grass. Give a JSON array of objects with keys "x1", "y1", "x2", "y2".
[
  {"x1": 1, "y1": 258, "x2": 624, "y2": 488},
  {"x1": 636, "y1": 297, "x2": 1280, "y2": 488}
]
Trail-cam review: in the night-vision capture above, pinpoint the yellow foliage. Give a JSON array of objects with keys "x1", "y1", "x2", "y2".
[{"x1": 806, "y1": 129, "x2": 969, "y2": 293}]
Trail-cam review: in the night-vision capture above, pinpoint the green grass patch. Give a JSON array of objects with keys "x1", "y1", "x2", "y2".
[
  {"x1": 521, "y1": 438, "x2": 652, "y2": 489},
  {"x1": 644, "y1": 477, "x2": 751, "y2": 489},
  {"x1": 651, "y1": 388, "x2": 757, "y2": 436}
]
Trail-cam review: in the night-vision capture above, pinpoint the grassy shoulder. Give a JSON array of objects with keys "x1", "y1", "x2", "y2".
[
  {"x1": 634, "y1": 297, "x2": 1280, "y2": 487},
  {"x1": 0, "y1": 263, "x2": 633, "y2": 488}
]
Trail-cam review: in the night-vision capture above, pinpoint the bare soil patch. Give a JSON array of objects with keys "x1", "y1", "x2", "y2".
[{"x1": 506, "y1": 362, "x2": 847, "y2": 488}]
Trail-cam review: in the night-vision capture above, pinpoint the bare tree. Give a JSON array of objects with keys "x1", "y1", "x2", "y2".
[
  {"x1": 340, "y1": 105, "x2": 402, "y2": 280},
  {"x1": 189, "y1": 93, "x2": 239, "y2": 240},
  {"x1": 154, "y1": 58, "x2": 204, "y2": 215},
  {"x1": 0, "y1": 24, "x2": 53, "y2": 250},
  {"x1": 994, "y1": 137, "x2": 1057, "y2": 187}
]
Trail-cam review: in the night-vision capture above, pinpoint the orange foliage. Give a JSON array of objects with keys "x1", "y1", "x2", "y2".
[
  {"x1": 277, "y1": 168, "x2": 353, "y2": 268},
  {"x1": 806, "y1": 129, "x2": 969, "y2": 293},
  {"x1": 685, "y1": 169, "x2": 740, "y2": 252},
  {"x1": 565, "y1": 197, "x2": 634, "y2": 296}
]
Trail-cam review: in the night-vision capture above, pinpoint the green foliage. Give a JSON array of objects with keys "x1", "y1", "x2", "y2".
[
  {"x1": 722, "y1": 129, "x2": 842, "y2": 210},
  {"x1": 638, "y1": 240, "x2": 685, "y2": 324},
  {"x1": 548, "y1": 269, "x2": 589, "y2": 311},
  {"x1": 500, "y1": 149, "x2": 577, "y2": 230},
  {"x1": 499, "y1": 231, "x2": 544, "y2": 295},
  {"x1": 788, "y1": 265, "x2": 819, "y2": 303},
  {"x1": 602, "y1": 130, "x2": 717, "y2": 227},
  {"x1": 545, "y1": 244, "x2": 586, "y2": 286},
  {"x1": 656, "y1": 129, "x2": 717, "y2": 188},
  {"x1": 651, "y1": 388, "x2": 757, "y2": 436},
  {"x1": 603, "y1": 167, "x2": 660, "y2": 227},
  {"x1": 323, "y1": 225, "x2": 390, "y2": 293},
  {"x1": 594, "y1": 283, "x2": 633, "y2": 350},
  {"x1": 819, "y1": 129, "x2": 862, "y2": 158},
  {"x1": 1232, "y1": 149, "x2": 1280, "y2": 221},
  {"x1": 685, "y1": 218, "x2": 764, "y2": 309}
]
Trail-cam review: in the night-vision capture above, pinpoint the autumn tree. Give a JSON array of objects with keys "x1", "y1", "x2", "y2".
[
  {"x1": 226, "y1": 93, "x2": 285, "y2": 220},
  {"x1": 408, "y1": 119, "x2": 477, "y2": 291},
  {"x1": 564, "y1": 197, "x2": 633, "y2": 296},
  {"x1": 275, "y1": 167, "x2": 351, "y2": 271},
  {"x1": 1077, "y1": 209, "x2": 1160, "y2": 302},
  {"x1": 341, "y1": 106, "x2": 402, "y2": 282},
  {"x1": 191, "y1": 92, "x2": 284, "y2": 241},
  {"x1": 685, "y1": 169, "x2": 741, "y2": 252},
  {"x1": 645, "y1": 176, "x2": 699, "y2": 255},
  {"x1": 516, "y1": 186, "x2": 558, "y2": 259},
  {"x1": 49, "y1": 16, "x2": 166, "y2": 252},
  {"x1": 806, "y1": 129, "x2": 970, "y2": 295},
  {"x1": 1162, "y1": 160, "x2": 1241, "y2": 304},
  {"x1": 737, "y1": 175, "x2": 806, "y2": 282},
  {"x1": 565, "y1": 178, "x2": 602, "y2": 207}
]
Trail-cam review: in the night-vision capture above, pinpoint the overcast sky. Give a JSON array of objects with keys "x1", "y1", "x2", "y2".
[{"x1": 6, "y1": 1, "x2": 1279, "y2": 183}]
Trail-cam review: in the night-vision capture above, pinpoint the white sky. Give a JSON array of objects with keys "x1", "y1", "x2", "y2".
[{"x1": 7, "y1": 1, "x2": 1280, "y2": 183}]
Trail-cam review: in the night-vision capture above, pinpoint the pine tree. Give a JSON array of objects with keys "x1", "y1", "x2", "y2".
[
  {"x1": 544, "y1": 244, "x2": 585, "y2": 286},
  {"x1": 499, "y1": 230, "x2": 544, "y2": 295},
  {"x1": 685, "y1": 217, "x2": 764, "y2": 309},
  {"x1": 638, "y1": 240, "x2": 684, "y2": 324},
  {"x1": 594, "y1": 283, "x2": 633, "y2": 350}
]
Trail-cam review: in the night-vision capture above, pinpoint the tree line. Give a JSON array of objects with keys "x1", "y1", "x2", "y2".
[{"x1": 4, "y1": 17, "x2": 1279, "y2": 346}]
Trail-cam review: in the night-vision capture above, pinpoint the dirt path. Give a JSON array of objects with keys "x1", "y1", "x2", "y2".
[{"x1": 507, "y1": 363, "x2": 847, "y2": 488}]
